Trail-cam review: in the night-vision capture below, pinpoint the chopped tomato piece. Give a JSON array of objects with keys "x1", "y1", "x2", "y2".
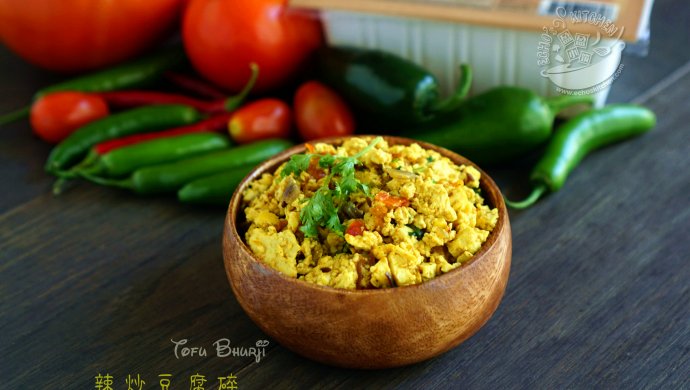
[
  {"x1": 307, "y1": 156, "x2": 326, "y2": 179},
  {"x1": 375, "y1": 191, "x2": 409, "y2": 208},
  {"x1": 346, "y1": 219, "x2": 366, "y2": 236},
  {"x1": 370, "y1": 204, "x2": 388, "y2": 227}
]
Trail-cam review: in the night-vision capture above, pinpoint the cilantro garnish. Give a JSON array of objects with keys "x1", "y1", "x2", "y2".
[
  {"x1": 407, "y1": 225, "x2": 425, "y2": 240},
  {"x1": 281, "y1": 137, "x2": 383, "y2": 238}
]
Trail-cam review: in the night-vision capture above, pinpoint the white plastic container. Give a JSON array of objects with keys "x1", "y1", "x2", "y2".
[
  {"x1": 292, "y1": 0, "x2": 653, "y2": 109},
  {"x1": 321, "y1": 10, "x2": 622, "y2": 107}
]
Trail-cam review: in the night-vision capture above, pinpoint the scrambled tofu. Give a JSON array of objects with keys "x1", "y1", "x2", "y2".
[
  {"x1": 241, "y1": 137, "x2": 498, "y2": 290},
  {"x1": 245, "y1": 226, "x2": 300, "y2": 278}
]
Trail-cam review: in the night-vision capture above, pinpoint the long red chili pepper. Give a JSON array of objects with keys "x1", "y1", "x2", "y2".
[
  {"x1": 94, "y1": 113, "x2": 232, "y2": 155},
  {"x1": 164, "y1": 71, "x2": 227, "y2": 100},
  {"x1": 99, "y1": 90, "x2": 225, "y2": 112},
  {"x1": 99, "y1": 63, "x2": 258, "y2": 114}
]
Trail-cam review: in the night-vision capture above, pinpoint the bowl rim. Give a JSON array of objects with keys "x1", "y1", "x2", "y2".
[{"x1": 224, "y1": 135, "x2": 509, "y2": 296}]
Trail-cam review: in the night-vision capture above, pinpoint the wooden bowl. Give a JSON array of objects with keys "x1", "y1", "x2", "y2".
[{"x1": 222, "y1": 136, "x2": 512, "y2": 369}]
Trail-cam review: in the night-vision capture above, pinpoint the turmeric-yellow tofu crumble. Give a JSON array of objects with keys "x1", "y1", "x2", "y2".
[{"x1": 241, "y1": 137, "x2": 498, "y2": 290}]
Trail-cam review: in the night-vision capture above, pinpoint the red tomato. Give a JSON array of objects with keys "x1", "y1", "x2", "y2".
[
  {"x1": 346, "y1": 220, "x2": 366, "y2": 236},
  {"x1": 294, "y1": 81, "x2": 355, "y2": 141},
  {"x1": 0, "y1": 0, "x2": 185, "y2": 73},
  {"x1": 229, "y1": 99, "x2": 292, "y2": 144},
  {"x1": 375, "y1": 191, "x2": 410, "y2": 208},
  {"x1": 182, "y1": 0, "x2": 323, "y2": 93},
  {"x1": 30, "y1": 92, "x2": 109, "y2": 144}
]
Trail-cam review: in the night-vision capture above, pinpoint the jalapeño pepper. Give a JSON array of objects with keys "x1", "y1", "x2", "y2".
[
  {"x1": 405, "y1": 87, "x2": 595, "y2": 165},
  {"x1": 316, "y1": 46, "x2": 472, "y2": 126}
]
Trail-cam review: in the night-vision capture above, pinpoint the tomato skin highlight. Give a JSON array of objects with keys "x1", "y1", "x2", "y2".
[
  {"x1": 294, "y1": 80, "x2": 356, "y2": 141},
  {"x1": 0, "y1": 0, "x2": 185, "y2": 73},
  {"x1": 182, "y1": 0, "x2": 323, "y2": 93},
  {"x1": 30, "y1": 92, "x2": 110, "y2": 144},
  {"x1": 228, "y1": 99, "x2": 292, "y2": 144}
]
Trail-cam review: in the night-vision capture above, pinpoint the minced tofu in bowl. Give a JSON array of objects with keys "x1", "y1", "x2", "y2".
[{"x1": 240, "y1": 136, "x2": 498, "y2": 290}]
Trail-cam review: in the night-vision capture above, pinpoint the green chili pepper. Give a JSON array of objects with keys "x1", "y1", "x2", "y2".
[
  {"x1": 0, "y1": 47, "x2": 185, "y2": 125},
  {"x1": 67, "y1": 132, "x2": 232, "y2": 179},
  {"x1": 81, "y1": 139, "x2": 292, "y2": 194},
  {"x1": 316, "y1": 46, "x2": 472, "y2": 126},
  {"x1": 38, "y1": 47, "x2": 185, "y2": 96},
  {"x1": 505, "y1": 104, "x2": 656, "y2": 209},
  {"x1": 46, "y1": 104, "x2": 202, "y2": 173},
  {"x1": 177, "y1": 165, "x2": 255, "y2": 205},
  {"x1": 404, "y1": 87, "x2": 595, "y2": 165}
]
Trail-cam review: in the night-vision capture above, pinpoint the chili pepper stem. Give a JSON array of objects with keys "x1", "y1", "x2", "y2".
[
  {"x1": 545, "y1": 94, "x2": 595, "y2": 114},
  {"x1": 223, "y1": 63, "x2": 259, "y2": 112},
  {"x1": 504, "y1": 185, "x2": 548, "y2": 210},
  {"x1": 429, "y1": 64, "x2": 473, "y2": 114},
  {"x1": 52, "y1": 150, "x2": 100, "y2": 180},
  {"x1": 73, "y1": 165, "x2": 105, "y2": 180},
  {"x1": 52, "y1": 170, "x2": 78, "y2": 180},
  {"x1": 0, "y1": 106, "x2": 30, "y2": 125},
  {"x1": 79, "y1": 171, "x2": 132, "y2": 190},
  {"x1": 52, "y1": 178, "x2": 69, "y2": 195},
  {"x1": 52, "y1": 167, "x2": 91, "y2": 194}
]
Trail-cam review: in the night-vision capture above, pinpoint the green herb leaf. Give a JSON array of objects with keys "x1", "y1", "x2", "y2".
[
  {"x1": 282, "y1": 154, "x2": 314, "y2": 178},
  {"x1": 318, "y1": 154, "x2": 336, "y2": 168},
  {"x1": 287, "y1": 137, "x2": 382, "y2": 237},
  {"x1": 407, "y1": 224, "x2": 425, "y2": 240}
]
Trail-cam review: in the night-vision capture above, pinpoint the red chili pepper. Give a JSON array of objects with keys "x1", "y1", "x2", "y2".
[
  {"x1": 99, "y1": 90, "x2": 224, "y2": 112},
  {"x1": 346, "y1": 219, "x2": 366, "y2": 236},
  {"x1": 100, "y1": 63, "x2": 258, "y2": 114},
  {"x1": 164, "y1": 71, "x2": 227, "y2": 100},
  {"x1": 375, "y1": 191, "x2": 409, "y2": 208},
  {"x1": 94, "y1": 113, "x2": 232, "y2": 155}
]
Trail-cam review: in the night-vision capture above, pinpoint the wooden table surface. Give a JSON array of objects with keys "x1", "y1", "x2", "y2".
[{"x1": 1, "y1": 1, "x2": 688, "y2": 388}]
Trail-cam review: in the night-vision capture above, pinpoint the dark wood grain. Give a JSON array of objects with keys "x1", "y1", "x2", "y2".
[
  {"x1": 1, "y1": 0, "x2": 689, "y2": 387},
  {"x1": 607, "y1": 0, "x2": 690, "y2": 103}
]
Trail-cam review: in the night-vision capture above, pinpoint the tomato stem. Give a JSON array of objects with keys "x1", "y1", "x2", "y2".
[{"x1": 223, "y1": 63, "x2": 259, "y2": 112}]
